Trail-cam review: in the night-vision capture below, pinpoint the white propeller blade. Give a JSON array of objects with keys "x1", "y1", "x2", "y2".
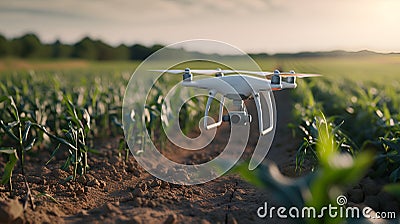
[
  {"x1": 279, "y1": 73, "x2": 321, "y2": 78},
  {"x1": 150, "y1": 70, "x2": 187, "y2": 74},
  {"x1": 230, "y1": 70, "x2": 274, "y2": 76},
  {"x1": 149, "y1": 69, "x2": 320, "y2": 78},
  {"x1": 150, "y1": 69, "x2": 274, "y2": 76}
]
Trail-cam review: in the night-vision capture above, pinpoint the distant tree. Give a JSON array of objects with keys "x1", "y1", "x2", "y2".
[
  {"x1": 16, "y1": 33, "x2": 43, "y2": 58},
  {"x1": 150, "y1": 44, "x2": 163, "y2": 52},
  {"x1": 72, "y1": 37, "x2": 98, "y2": 59},
  {"x1": 52, "y1": 39, "x2": 73, "y2": 58},
  {"x1": 0, "y1": 33, "x2": 167, "y2": 60},
  {"x1": 9, "y1": 38, "x2": 22, "y2": 57},
  {"x1": 114, "y1": 44, "x2": 130, "y2": 60},
  {"x1": 95, "y1": 40, "x2": 115, "y2": 60},
  {"x1": 130, "y1": 44, "x2": 154, "y2": 60},
  {"x1": 38, "y1": 44, "x2": 52, "y2": 58},
  {"x1": 0, "y1": 34, "x2": 9, "y2": 57}
]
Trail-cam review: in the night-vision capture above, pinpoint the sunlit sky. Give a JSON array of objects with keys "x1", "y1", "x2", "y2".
[{"x1": 1, "y1": 0, "x2": 399, "y2": 54}]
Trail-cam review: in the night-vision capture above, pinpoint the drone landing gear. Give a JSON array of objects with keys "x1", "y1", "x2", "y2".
[
  {"x1": 253, "y1": 91, "x2": 274, "y2": 136},
  {"x1": 203, "y1": 90, "x2": 274, "y2": 136},
  {"x1": 203, "y1": 90, "x2": 225, "y2": 130}
]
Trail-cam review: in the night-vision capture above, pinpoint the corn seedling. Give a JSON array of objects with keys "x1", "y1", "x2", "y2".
[{"x1": 0, "y1": 96, "x2": 36, "y2": 209}]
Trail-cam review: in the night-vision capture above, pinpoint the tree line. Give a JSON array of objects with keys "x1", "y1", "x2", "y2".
[
  {"x1": 0, "y1": 33, "x2": 389, "y2": 61},
  {"x1": 0, "y1": 33, "x2": 164, "y2": 60}
]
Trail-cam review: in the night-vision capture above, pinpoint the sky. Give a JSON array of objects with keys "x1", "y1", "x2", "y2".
[{"x1": 0, "y1": 0, "x2": 399, "y2": 54}]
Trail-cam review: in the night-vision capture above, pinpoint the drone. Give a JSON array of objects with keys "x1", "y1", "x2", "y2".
[{"x1": 152, "y1": 68, "x2": 320, "y2": 136}]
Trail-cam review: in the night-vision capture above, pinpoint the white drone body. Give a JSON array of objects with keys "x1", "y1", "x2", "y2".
[{"x1": 154, "y1": 68, "x2": 320, "y2": 136}]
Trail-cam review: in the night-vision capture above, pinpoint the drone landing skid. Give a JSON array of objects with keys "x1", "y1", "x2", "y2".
[
  {"x1": 203, "y1": 90, "x2": 274, "y2": 136},
  {"x1": 203, "y1": 90, "x2": 225, "y2": 130},
  {"x1": 253, "y1": 91, "x2": 274, "y2": 135}
]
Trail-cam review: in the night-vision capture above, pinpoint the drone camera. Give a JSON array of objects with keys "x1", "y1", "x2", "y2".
[{"x1": 228, "y1": 111, "x2": 252, "y2": 126}]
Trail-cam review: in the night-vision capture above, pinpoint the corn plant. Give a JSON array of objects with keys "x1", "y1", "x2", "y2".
[
  {"x1": 141, "y1": 76, "x2": 210, "y2": 152},
  {"x1": 296, "y1": 114, "x2": 358, "y2": 170},
  {"x1": 374, "y1": 136, "x2": 400, "y2": 182},
  {"x1": 111, "y1": 115, "x2": 130, "y2": 162},
  {"x1": 0, "y1": 96, "x2": 36, "y2": 208},
  {"x1": 234, "y1": 112, "x2": 373, "y2": 224},
  {"x1": 58, "y1": 96, "x2": 91, "y2": 180}
]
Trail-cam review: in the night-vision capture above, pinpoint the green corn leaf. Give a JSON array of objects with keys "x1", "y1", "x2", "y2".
[
  {"x1": 0, "y1": 147, "x2": 16, "y2": 154},
  {"x1": 24, "y1": 138, "x2": 36, "y2": 151},
  {"x1": 384, "y1": 183, "x2": 400, "y2": 199},
  {"x1": 1, "y1": 151, "x2": 18, "y2": 185},
  {"x1": 46, "y1": 144, "x2": 61, "y2": 165},
  {"x1": 31, "y1": 123, "x2": 78, "y2": 151},
  {"x1": 0, "y1": 120, "x2": 18, "y2": 142},
  {"x1": 82, "y1": 109, "x2": 90, "y2": 129},
  {"x1": 36, "y1": 192, "x2": 60, "y2": 204},
  {"x1": 111, "y1": 116, "x2": 123, "y2": 128},
  {"x1": 22, "y1": 121, "x2": 32, "y2": 142},
  {"x1": 0, "y1": 95, "x2": 9, "y2": 103},
  {"x1": 64, "y1": 175, "x2": 73, "y2": 182},
  {"x1": 389, "y1": 167, "x2": 400, "y2": 182},
  {"x1": 87, "y1": 148, "x2": 101, "y2": 155},
  {"x1": 8, "y1": 96, "x2": 19, "y2": 122},
  {"x1": 6, "y1": 121, "x2": 19, "y2": 129},
  {"x1": 380, "y1": 137, "x2": 400, "y2": 152},
  {"x1": 61, "y1": 156, "x2": 72, "y2": 171}
]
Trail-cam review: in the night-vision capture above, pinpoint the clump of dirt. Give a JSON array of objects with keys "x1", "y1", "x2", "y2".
[
  {"x1": 346, "y1": 177, "x2": 400, "y2": 212},
  {"x1": 0, "y1": 198, "x2": 23, "y2": 223}
]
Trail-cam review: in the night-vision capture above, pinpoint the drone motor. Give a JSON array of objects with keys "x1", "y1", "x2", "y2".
[
  {"x1": 215, "y1": 68, "x2": 224, "y2": 77},
  {"x1": 287, "y1": 77, "x2": 296, "y2": 84},
  {"x1": 182, "y1": 68, "x2": 193, "y2": 81},
  {"x1": 271, "y1": 70, "x2": 282, "y2": 85},
  {"x1": 286, "y1": 70, "x2": 296, "y2": 84}
]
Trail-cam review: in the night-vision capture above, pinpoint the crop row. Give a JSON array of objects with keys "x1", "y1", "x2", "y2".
[
  {"x1": 293, "y1": 77, "x2": 400, "y2": 182},
  {"x1": 0, "y1": 70, "x2": 206, "y2": 209}
]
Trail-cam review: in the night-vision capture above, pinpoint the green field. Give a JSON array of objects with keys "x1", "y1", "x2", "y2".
[{"x1": 1, "y1": 54, "x2": 399, "y2": 223}]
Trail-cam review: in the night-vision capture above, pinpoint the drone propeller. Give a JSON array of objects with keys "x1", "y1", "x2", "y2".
[
  {"x1": 278, "y1": 73, "x2": 321, "y2": 78},
  {"x1": 150, "y1": 69, "x2": 192, "y2": 74},
  {"x1": 151, "y1": 69, "x2": 236, "y2": 75},
  {"x1": 255, "y1": 70, "x2": 321, "y2": 78},
  {"x1": 150, "y1": 69, "x2": 273, "y2": 76},
  {"x1": 150, "y1": 69, "x2": 321, "y2": 78}
]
